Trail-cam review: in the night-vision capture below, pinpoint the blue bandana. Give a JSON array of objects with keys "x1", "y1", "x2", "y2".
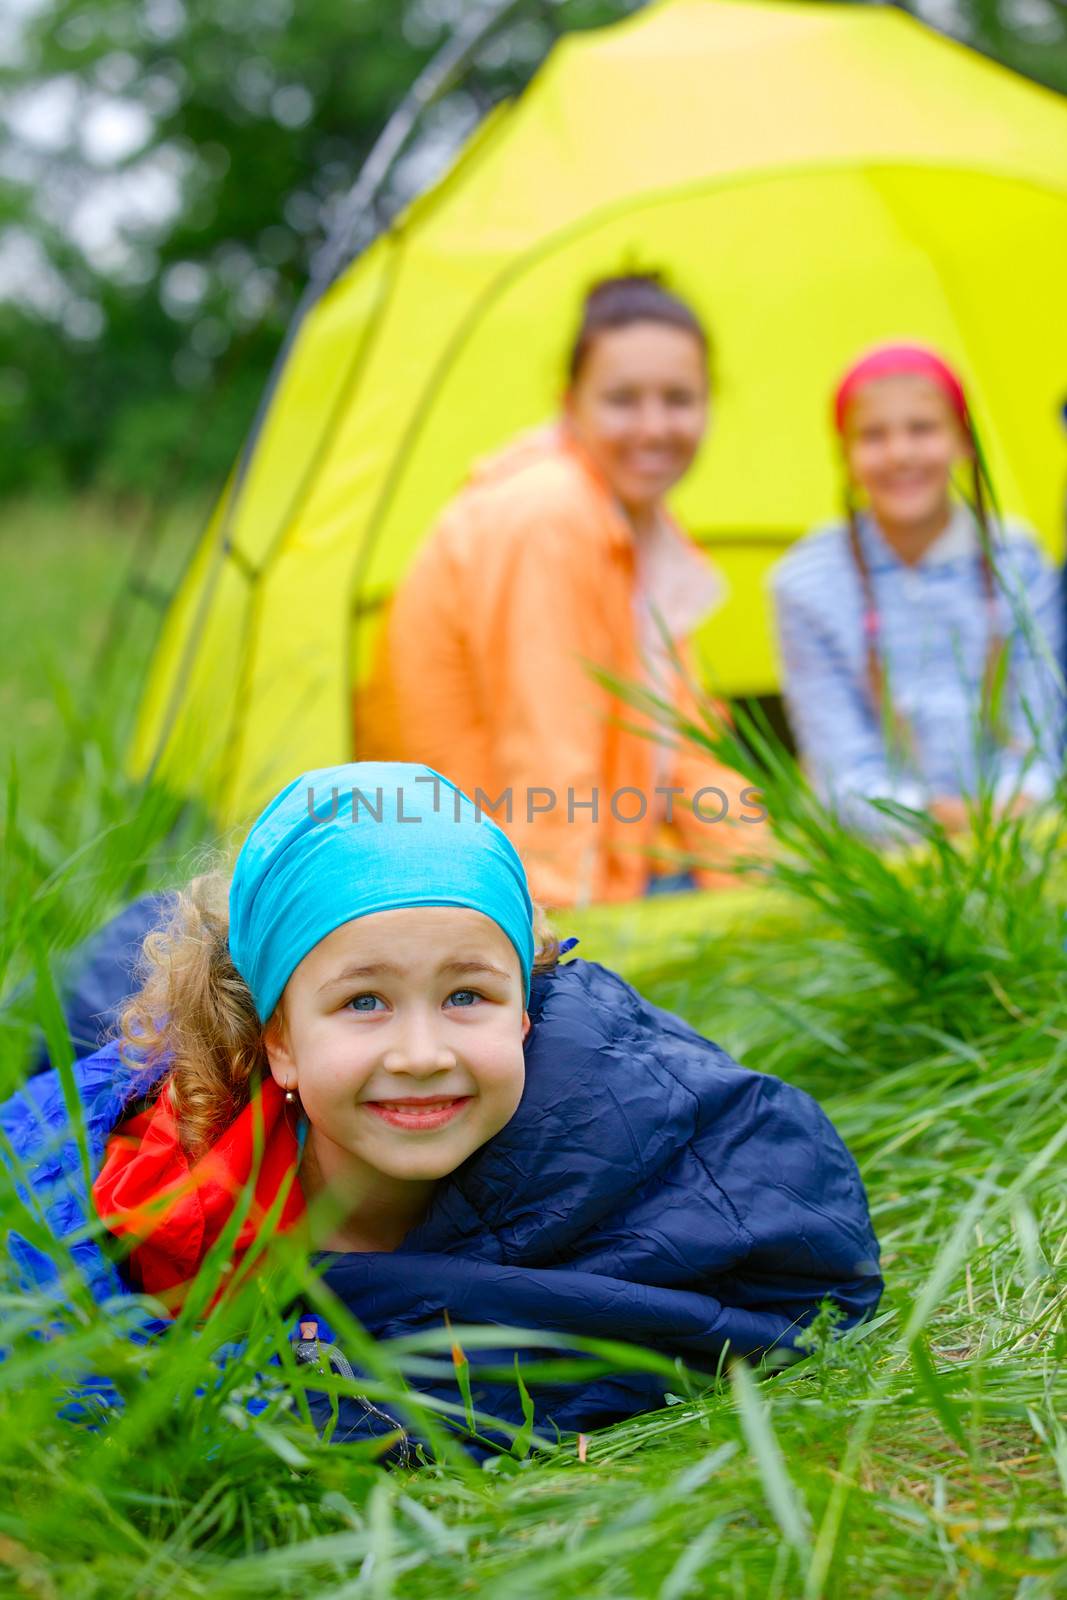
[{"x1": 229, "y1": 763, "x2": 535, "y2": 1021}]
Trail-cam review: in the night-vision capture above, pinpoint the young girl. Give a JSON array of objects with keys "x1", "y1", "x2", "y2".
[
  {"x1": 772, "y1": 344, "x2": 1063, "y2": 836},
  {"x1": 3, "y1": 762, "x2": 881, "y2": 1454}
]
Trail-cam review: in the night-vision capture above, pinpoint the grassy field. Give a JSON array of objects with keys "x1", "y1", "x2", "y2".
[
  {"x1": 0, "y1": 495, "x2": 201, "y2": 820},
  {"x1": 0, "y1": 505, "x2": 1064, "y2": 1597}
]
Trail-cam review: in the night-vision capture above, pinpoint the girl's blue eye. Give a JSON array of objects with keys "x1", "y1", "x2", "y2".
[
  {"x1": 348, "y1": 993, "x2": 384, "y2": 1012},
  {"x1": 346, "y1": 990, "x2": 482, "y2": 1012}
]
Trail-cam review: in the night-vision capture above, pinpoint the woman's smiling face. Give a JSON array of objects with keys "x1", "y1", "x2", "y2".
[
  {"x1": 564, "y1": 321, "x2": 709, "y2": 519},
  {"x1": 265, "y1": 907, "x2": 530, "y2": 1192}
]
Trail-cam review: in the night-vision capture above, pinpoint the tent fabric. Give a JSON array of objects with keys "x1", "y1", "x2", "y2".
[
  {"x1": 130, "y1": 0, "x2": 1067, "y2": 827},
  {"x1": 1, "y1": 956, "x2": 882, "y2": 1454}
]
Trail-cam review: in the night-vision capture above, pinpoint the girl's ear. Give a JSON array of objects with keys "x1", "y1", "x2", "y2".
[
  {"x1": 521, "y1": 1010, "x2": 532, "y2": 1043},
  {"x1": 263, "y1": 1012, "x2": 295, "y2": 1086}
]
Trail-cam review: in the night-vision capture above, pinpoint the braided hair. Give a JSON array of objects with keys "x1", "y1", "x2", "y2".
[{"x1": 836, "y1": 346, "x2": 1007, "y2": 754}]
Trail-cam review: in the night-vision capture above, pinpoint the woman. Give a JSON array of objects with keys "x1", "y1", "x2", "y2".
[
  {"x1": 771, "y1": 344, "x2": 1062, "y2": 836},
  {"x1": 358, "y1": 276, "x2": 760, "y2": 907}
]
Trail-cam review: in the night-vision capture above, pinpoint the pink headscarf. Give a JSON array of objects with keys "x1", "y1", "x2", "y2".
[{"x1": 834, "y1": 343, "x2": 969, "y2": 434}]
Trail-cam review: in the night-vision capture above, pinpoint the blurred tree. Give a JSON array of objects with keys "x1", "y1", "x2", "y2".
[
  {"x1": 951, "y1": 0, "x2": 1067, "y2": 91},
  {"x1": 0, "y1": 0, "x2": 1062, "y2": 499},
  {"x1": 0, "y1": 0, "x2": 640, "y2": 496}
]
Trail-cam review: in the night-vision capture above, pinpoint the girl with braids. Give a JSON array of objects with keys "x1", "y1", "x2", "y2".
[
  {"x1": 2, "y1": 762, "x2": 880, "y2": 1455},
  {"x1": 771, "y1": 344, "x2": 1062, "y2": 836}
]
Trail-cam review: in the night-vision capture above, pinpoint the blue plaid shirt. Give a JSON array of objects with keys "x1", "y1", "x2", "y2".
[{"x1": 771, "y1": 508, "x2": 1063, "y2": 833}]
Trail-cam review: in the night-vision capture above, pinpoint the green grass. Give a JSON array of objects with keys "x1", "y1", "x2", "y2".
[
  {"x1": 0, "y1": 503, "x2": 1065, "y2": 1597},
  {"x1": 0, "y1": 495, "x2": 202, "y2": 821},
  {"x1": 0, "y1": 495, "x2": 208, "y2": 1072}
]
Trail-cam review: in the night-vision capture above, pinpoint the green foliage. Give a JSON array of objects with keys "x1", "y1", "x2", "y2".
[
  {"x1": 0, "y1": 496, "x2": 209, "y2": 1078},
  {"x1": 0, "y1": 0, "x2": 642, "y2": 498}
]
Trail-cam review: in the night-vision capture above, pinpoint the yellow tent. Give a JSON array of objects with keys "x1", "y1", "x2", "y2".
[{"x1": 131, "y1": 0, "x2": 1067, "y2": 826}]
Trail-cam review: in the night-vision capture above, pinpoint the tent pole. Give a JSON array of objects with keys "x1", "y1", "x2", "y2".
[
  {"x1": 135, "y1": 0, "x2": 562, "y2": 786},
  {"x1": 224, "y1": 0, "x2": 542, "y2": 525},
  {"x1": 315, "y1": 0, "x2": 548, "y2": 287},
  {"x1": 137, "y1": 0, "x2": 647, "y2": 786}
]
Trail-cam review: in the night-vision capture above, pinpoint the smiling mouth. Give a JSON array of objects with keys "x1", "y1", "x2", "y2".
[{"x1": 362, "y1": 1096, "x2": 473, "y2": 1131}]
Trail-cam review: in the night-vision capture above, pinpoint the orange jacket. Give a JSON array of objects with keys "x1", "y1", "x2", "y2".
[{"x1": 357, "y1": 428, "x2": 762, "y2": 907}]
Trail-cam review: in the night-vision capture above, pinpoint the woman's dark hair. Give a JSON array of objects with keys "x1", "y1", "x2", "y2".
[{"x1": 567, "y1": 273, "x2": 710, "y2": 383}]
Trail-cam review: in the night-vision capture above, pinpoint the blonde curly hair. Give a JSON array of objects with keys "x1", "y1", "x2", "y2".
[{"x1": 119, "y1": 870, "x2": 561, "y2": 1158}]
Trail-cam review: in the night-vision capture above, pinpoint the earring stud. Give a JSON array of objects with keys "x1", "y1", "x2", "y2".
[{"x1": 284, "y1": 1089, "x2": 297, "y2": 1104}]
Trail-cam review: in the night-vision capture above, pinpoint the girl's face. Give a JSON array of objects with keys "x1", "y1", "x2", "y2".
[
  {"x1": 265, "y1": 907, "x2": 530, "y2": 1188},
  {"x1": 843, "y1": 376, "x2": 967, "y2": 530},
  {"x1": 564, "y1": 321, "x2": 709, "y2": 519}
]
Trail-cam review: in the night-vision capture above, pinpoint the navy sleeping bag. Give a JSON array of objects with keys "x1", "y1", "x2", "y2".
[
  {"x1": 1, "y1": 954, "x2": 882, "y2": 1453},
  {"x1": 25, "y1": 891, "x2": 174, "y2": 1074}
]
